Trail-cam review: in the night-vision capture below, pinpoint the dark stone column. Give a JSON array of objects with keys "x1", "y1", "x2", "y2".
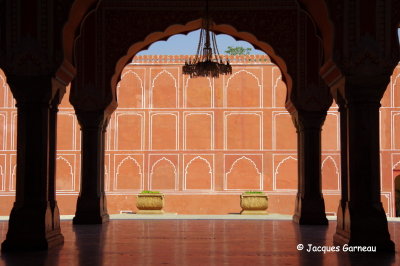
[
  {"x1": 73, "y1": 110, "x2": 109, "y2": 224},
  {"x1": 1, "y1": 76, "x2": 64, "y2": 251},
  {"x1": 334, "y1": 94, "x2": 350, "y2": 242},
  {"x1": 292, "y1": 110, "x2": 328, "y2": 225},
  {"x1": 333, "y1": 84, "x2": 394, "y2": 251},
  {"x1": 48, "y1": 91, "x2": 62, "y2": 234}
]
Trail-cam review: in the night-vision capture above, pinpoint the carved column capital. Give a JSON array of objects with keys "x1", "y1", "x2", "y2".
[
  {"x1": 344, "y1": 71, "x2": 391, "y2": 103},
  {"x1": 75, "y1": 109, "x2": 107, "y2": 131},
  {"x1": 6, "y1": 75, "x2": 54, "y2": 105},
  {"x1": 292, "y1": 110, "x2": 327, "y2": 132}
]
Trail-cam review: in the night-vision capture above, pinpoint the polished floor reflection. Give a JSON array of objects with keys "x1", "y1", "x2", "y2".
[{"x1": 0, "y1": 219, "x2": 399, "y2": 265}]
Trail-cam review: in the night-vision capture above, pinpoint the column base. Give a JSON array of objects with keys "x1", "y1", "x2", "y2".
[
  {"x1": 73, "y1": 213, "x2": 110, "y2": 225},
  {"x1": 73, "y1": 195, "x2": 109, "y2": 224},
  {"x1": 2, "y1": 231, "x2": 64, "y2": 252},
  {"x1": 334, "y1": 200, "x2": 350, "y2": 239},
  {"x1": 292, "y1": 194, "x2": 328, "y2": 225},
  {"x1": 1, "y1": 202, "x2": 64, "y2": 252},
  {"x1": 51, "y1": 202, "x2": 61, "y2": 231},
  {"x1": 333, "y1": 201, "x2": 395, "y2": 252}
]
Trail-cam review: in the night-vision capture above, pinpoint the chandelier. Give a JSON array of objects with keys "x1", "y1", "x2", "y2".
[{"x1": 182, "y1": 2, "x2": 232, "y2": 78}]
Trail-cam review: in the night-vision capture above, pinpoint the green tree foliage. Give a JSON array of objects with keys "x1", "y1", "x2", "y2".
[{"x1": 224, "y1": 46, "x2": 252, "y2": 55}]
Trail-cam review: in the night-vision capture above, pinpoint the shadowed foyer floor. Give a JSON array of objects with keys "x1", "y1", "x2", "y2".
[{"x1": 0, "y1": 217, "x2": 399, "y2": 265}]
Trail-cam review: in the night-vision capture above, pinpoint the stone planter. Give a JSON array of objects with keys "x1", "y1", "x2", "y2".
[
  {"x1": 136, "y1": 193, "x2": 165, "y2": 214},
  {"x1": 240, "y1": 193, "x2": 268, "y2": 215}
]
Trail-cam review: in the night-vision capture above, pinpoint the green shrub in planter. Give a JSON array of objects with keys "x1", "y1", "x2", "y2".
[
  {"x1": 240, "y1": 191, "x2": 268, "y2": 215},
  {"x1": 136, "y1": 191, "x2": 164, "y2": 214}
]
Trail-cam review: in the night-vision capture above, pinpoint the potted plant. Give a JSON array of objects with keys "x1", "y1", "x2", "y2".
[
  {"x1": 136, "y1": 191, "x2": 165, "y2": 214},
  {"x1": 240, "y1": 191, "x2": 268, "y2": 215}
]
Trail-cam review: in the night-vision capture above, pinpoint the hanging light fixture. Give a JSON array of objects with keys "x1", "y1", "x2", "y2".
[{"x1": 182, "y1": 0, "x2": 232, "y2": 78}]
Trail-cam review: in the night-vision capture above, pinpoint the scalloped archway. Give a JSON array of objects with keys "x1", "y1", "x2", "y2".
[
  {"x1": 111, "y1": 19, "x2": 292, "y2": 108},
  {"x1": 56, "y1": 0, "x2": 98, "y2": 85}
]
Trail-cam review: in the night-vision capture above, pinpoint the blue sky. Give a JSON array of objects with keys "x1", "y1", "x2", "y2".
[
  {"x1": 136, "y1": 30, "x2": 266, "y2": 55},
  {"x1": 137, "y1": 29, "x2": 400, "y2": 56}
]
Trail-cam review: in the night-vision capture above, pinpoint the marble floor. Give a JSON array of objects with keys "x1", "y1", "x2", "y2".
[{"x1": 0, "y1": 218, "x2": 399, "y2": 265}]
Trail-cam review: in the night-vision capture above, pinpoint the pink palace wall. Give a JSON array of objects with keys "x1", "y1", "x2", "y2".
[{"x1": 0, "y1": 54, "x2": 400, "y2": 216}]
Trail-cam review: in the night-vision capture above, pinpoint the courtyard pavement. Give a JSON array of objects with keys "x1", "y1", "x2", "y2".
[{"x1": 0, "y1": 215, "x2": 398, "y2": 265}]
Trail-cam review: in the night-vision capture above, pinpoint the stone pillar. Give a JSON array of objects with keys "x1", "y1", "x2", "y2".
[
  {"x1": 334, "y1": 94, "x2": 349, "y2": 241},
  {"x1": 73, "y1": 110, "x2": 109, "y2": 224},
  {"x1": 1, "y1": 76, "x2": 64, "y2": 251},
  {"x1": 333, "y1": 80, "x2": 394, "y2": 251},
  {"x1": 292, "y1": 110, "x2": 328, "y2": 225},
  {"x1": 48, "y1": 90, "x2": 62, "y2": 234}
]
